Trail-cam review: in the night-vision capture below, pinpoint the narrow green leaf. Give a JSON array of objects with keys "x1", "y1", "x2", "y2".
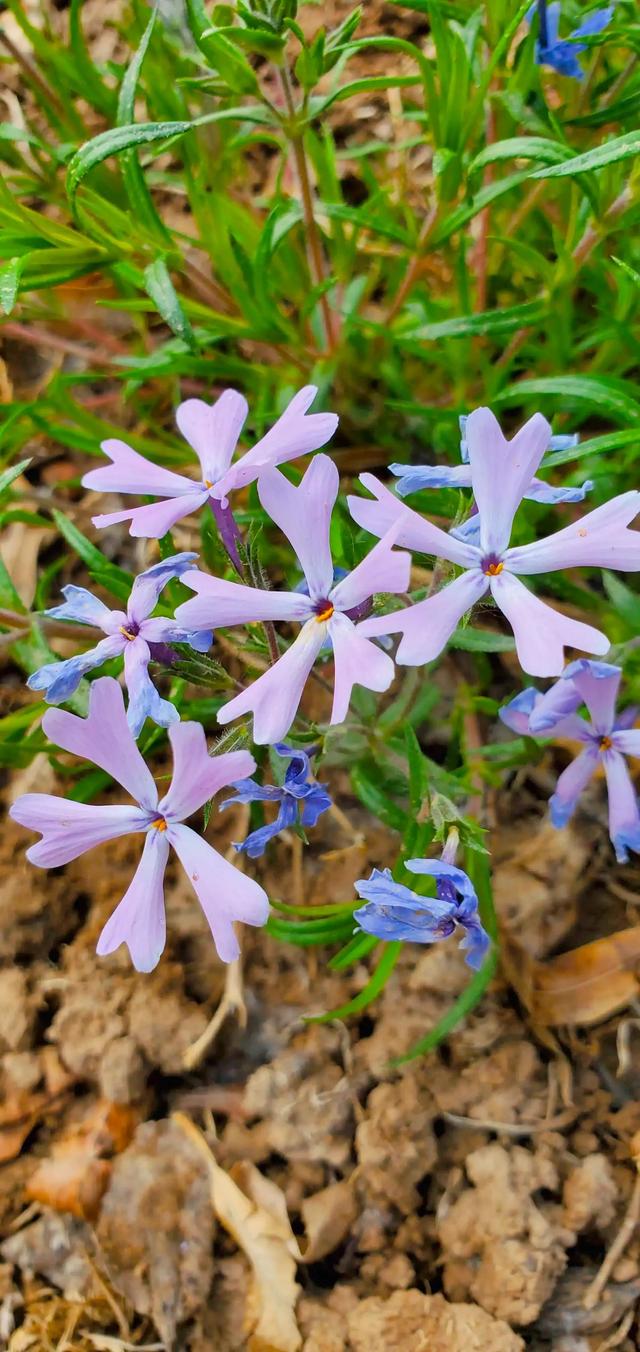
[
  {"x1": 533, "y1": 130, "x2": 640, "y2": 179},
  {"x1": 51, "y1": 509, "x2": 133, "y2": 591},
  {"x1": 399, "y1": 299, "x2": 545, "y2": 341},
  {"x1": 0, "y1": 457, "x2": 31, "y2": 496},
  {"x1": 450, "y1": 628, "x2": 516, "y2": 653},
  {"x1": 117, "y1": 15, "x2": 171, "y2": 245},
  {"x1": 497, "y1": 375, "x2": 640, "y2": 426},
  {"x1": 469, "y1": 136, "x2": 572, "y2": 174},
  {"x1": 143, "y1": 258, "x2": 196, "y2": 347},
  {"x1": 66, "y1": 121, "x2": 192, "y2": 212},
  {"x1": 305, "y1": 942, "x2": 401, "y2": 1022},
  {"x1": 0, "y1": 257, "x2": 25, "y2": 314}
]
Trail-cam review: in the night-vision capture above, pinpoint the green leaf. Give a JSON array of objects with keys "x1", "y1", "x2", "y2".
[
  {"x1": 116, "y1": 14, "x2": 171, "y2": 245},
  {"x1": 399, "y1": 299, "x2": 545, "y2": 341},
  {"x1": 305, "y1": 942, "x2": 401, "y2": 1023},
  {"x1": 0, "y1": 257, "x2": 25, "y2": 314},
  {"x1": 351, "y1": 760, "x2": 407, "y2": 831},
  {"x1": 497, "y1": 375, "x2": 640, "y2": 426},
  {"x1": 450, "y1": 627, "x2": 516, "y2": 653},
  {"x1": 186, "y1": 0, "x2": 259, "y2": 92},
  {"x1": 469, "y1": 136, "x2": 572, "y2": 174},
  {"x1": 404, "y1": 723, "x2": 427, "y2": 813},
  {"x1": 70, "y1": 0, "x2": 117, "y2": 118},
  {"x1": 0, "y1": 457, "x2": 31, "y2": 496},
  {"x1": 66, "y1": 121, "x2": 192, "y2": 215},
  {"x1": 533, "y1": 130, "x2": 640, "y2": 179},
  {"x1": 143, "y1": 258, "x2": 196, "y2": 347},
  {"x1": 0, "y1": 556, "x2": 26, "y2": 613}
]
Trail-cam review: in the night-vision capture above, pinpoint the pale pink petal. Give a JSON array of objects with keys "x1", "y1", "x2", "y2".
[
  {"x1": 330, "y1": 528, "x2": 411, "y2": 612},
  {"x1": 96, "y1": 830, "x2": 169, "y2": 972},
  {"x1": 505, "y1": 491, "x2": 640, "y2": 575},
  {"x1": 175, "y1": 389, "x2": 248, "y2": 484},
  {"x1": 258, "y1": 454, "x2": 338, "y2": 599},
  {"x1": 92, "y1": 492, "x2": 208, "y2": 539},
  {"x1": 549, "y1": 749, "x2": 599, "y2": 828},
  {"x1": 328, "y1": 611, "x2": 395, "y2": 724},
  {"x1": 82, "y1": 438, "x2": 197, "y2": 496},
  {"x1": 217, "y1": 619, "x2": 326, "y2": 744},
  {"x1": 603, "y1": 750, "x2": 640, "y2": 862},
  {"x1": 9, "y1": 796, "x2": 148, "y2": 867},
  {"x1": 347, "y1": 474, "x2": 478, "y2": 569},
  {"x1": 215, "y1": 385, "x2": 338, "y2": 498},
  {"x1": 42, "y1": 676, "x2": 158, "y2": 809},
  {"x1": 613, "y1": 729, "x2": 640, "y2": 757},
  {"x1": 358, "y1": 569, "x2": 489, "y2": 666},
  {"x1": 168, "y1": 823, "x2": 269, "y2": 961},
  {"x1": 159, "y1": 724, "x2": 256, "y2": 821},
  {"x1": 174, "y1": 570, "x2": 311, "y2": 630},
  {"x1": 490, "y1": 571, "x2": 609, "y2": 677},
  {"x1": 466, "y1": 408, "x2": 551, "y2": 555},
  {"x1": 564, "y1": 659, "x2": 621, "y2": 735}
]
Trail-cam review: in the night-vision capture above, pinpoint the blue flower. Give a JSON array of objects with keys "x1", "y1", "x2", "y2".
[
  {"x1": 221, "y1": 743, "x2": 332, "y2": 858},
  {"x1": 353, "y1": 857, "x2": 491, "y2": 970},
  {"x1": 527, "y1": 3, "x2": 614, "y2": 81},
  {"x1": 27, "y1": 553, "x2": 212, "y2": 737}
]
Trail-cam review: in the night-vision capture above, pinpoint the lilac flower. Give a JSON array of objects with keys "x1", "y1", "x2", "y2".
[
  {"x1": 82, "y1": 386, "x2": 338, "y2": 542},
  {"x1": 353, "y1": 850, "x2": 490, "y2": 970},
  {"x1": 174, "y1": 455, "x2": 411, "y2": 744},
  {"x1": 527, "y1": 3, "x2": 614, "y2": 81},
  {"x1": 391, "y1": 417, "x2": 590, "y2": 546},
  {"x1": 500, "y1": 659, "x2": 640, "y2": 862},
  {"x1": 348, "y1": 407, "x2": 640, "y2": 678},
  {"x1": 10, "y1": 678, "x2": 269, "y2": 969},
  {"x1": 221, "y1": 742, "x2": 332, "y2": 858},
  {"x1": 27, "y1": 553, "x2": 211, "y2": 737}
]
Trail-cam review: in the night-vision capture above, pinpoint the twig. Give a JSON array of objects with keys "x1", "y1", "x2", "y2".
[
  {"x1": 385, "y1": 200, "x2": 439, "y2": 326},
  {"x1": 583, "y1": 1171, "x2": 640, "y2": 1310},
  {"x1": 442, "y1": 1107, "x2": 578, "y2": 1136}
]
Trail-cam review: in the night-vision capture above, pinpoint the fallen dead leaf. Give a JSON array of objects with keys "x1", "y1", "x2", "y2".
[
  {"x1": 0, "y1": 517, "x2": 54, "y2": 609},
  {"x1": 26, "y1": 1100, "x2": 139, "y2": 1221},
  {"x1": 300, "y1": 1179, "x2": 358, "y2": 1263},
  {"x1": 0, "y1": 1050, "x2": 74, "y2": 1164},
  {"x1": 502, "y1": 927, "x2": 640, "y2": 1028},
  {"x1": 174, "y1": 1112, "x2": 302, "y2": 1352}
]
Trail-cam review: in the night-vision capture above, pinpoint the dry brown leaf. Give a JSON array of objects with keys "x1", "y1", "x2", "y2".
[
  {"x1": 300, "y1": 1179, "x2": 358, "y2": 1263},
  {"x1": 0, "y1": 1050, "x2": 74, "y2": 1164},
  {"x1": 174, "y1": 1112, "x2": 302, "y2": 1352},
  {"x1": 0, "y1": 518, "x2": 54, "y2": 609},
  {"x1": 26, "y1": 1100, "x2": 139, "y2": 1221},
  {"x1": 502, "y1": 927, "x2": 640, "y2": 1027}
]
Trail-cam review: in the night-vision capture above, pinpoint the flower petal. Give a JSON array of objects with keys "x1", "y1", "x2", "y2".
[
  {"x1": 217, "y1": 619, "x2": 326, "y2": 744},
  {"x1": 159, "y1": 724, "x2": 256, "y2": 821},
  {"x1": 27, "y1": 634, "x2": 125, "y2": 704},
  {"x1": 175, "y1": 389, "x2": 248, "y2": 484},
  {"x1": 42, "y1": 676, "x2": 158, "y2": 809},
  {"x1": 258, "y1": 454, "x2": 338, "y2": 600},
  {"x1": 123, "y1": 638, "x2": 179, "y2": 737},
  {"x1": 215, "y1": 386, "x2": 338, "y2": 498},
  {"x1": 389, "y1": 463, "x2": 472, "y2": 496},
  {"x1": 96, "y1": 830, "x2": 169, "y2": 972},
  {"x1": 139, "y1": 617, "x2": 213, "y2": 651},
  {"x1": 9, "y1": 796, "x2": 148, "y2": 867},
  {"x1": 348, "y1": 474, "x2": 478, "y2": 568},
  {"x1": 505, "y1": 491, "x2": 640, "y2": 575},
  {"x1": 524, "y1": 477, "x2": 593, "y2": 506},
  {"x1": 127, "y1": 551, "x2": 199, "y2": 624},
  {"x1": 465, "y1": 407, "x2": 551, "y2": 555},
  {"x1": 330, "y1": 528, "x2": 411, "y2": 613},
  {"x1": 560, "y1": 658, "x2": 622, "y2": 736},
  {"x1": 92, "y1": 492, "x2": 209, "y2": 539},
  {"x1": 603, "y1": 749, "x2": 640, "y2": 863},
  {"x1": 82, "y1": 438, "x2": 197, "y2": 497},
  {"x1": 168, "y1": 823, "x2": 269, "y2": 961},
  {"x1": 357, "y1": 569, "x2": 489, "y2": 666},
  {"x1": 549, "y1": 748, "x2": 599, "y2": 828},
  {"x1": 490, "y1": 571, "x2": 609, "y2": 677},
  {"x1": 45, "y1": 584, "x2": 115, "y2": 629},
  {"x1": 328, "y1": 611, "x2": 395, "y2": 724},
  {"x1": 499, "y1": 687, "x2": 542, "y2": 735},
  {"x1": 174, "y1": 570, "x2": 311, "y2": 630},
  {"x1": 612, "y1": 729, "x2": 640, "y2": 757}
]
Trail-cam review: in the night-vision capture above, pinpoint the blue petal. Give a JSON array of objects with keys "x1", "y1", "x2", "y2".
[
  {"x1": 499, "y1": 687, "x2": 540, "y2": 735},
  {"x1": 300, "y1": 783, "x2": 332, "y2": 827},
  {"x1": 548, "y1": 433, "x2": 580, "y2": 452},
  {"x1": 572, "y1": 6, "x2": 614, "y2": 40},
  {"x1": 524, "y1": 478, "x2": 593, "y2": 505},
  {"x1": 458, "y1": 918, "x2": 491, "y2": 970},
  {"x1": 234, "y1": 799, "x2": 297, "y2": 858},
  {"x1": 27, "y1": 635, "x2": 124, "y2": 703},
  {"x1": 46, "y1": 584, "x2": 114, "y2": 629},
  {"x1": 128, "y1": 551, "x2": 199, "y2": 624},
  {"x1": 450, "y1": 514, "x2": 481, "y2": 546},
  {"x1": 390, "y1": 463, "x2": 471, "y2": 496},
  {"x1": 220, "y1": 779, "x2": 283, "y2": 807}
]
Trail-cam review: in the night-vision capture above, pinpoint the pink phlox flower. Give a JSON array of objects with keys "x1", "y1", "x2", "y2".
[
  {"x1": 173, "y1": 454, "x2": 411, "y2": 744},
  {"x1": 82, "y1": 386, "x2": 338, "y2": 539},
  {"x1": 348, "y1": 406, "x2": 640, "y2": 677},
  {"x1": 10, "y1": 677, "x2": 269, "y2": 969}
]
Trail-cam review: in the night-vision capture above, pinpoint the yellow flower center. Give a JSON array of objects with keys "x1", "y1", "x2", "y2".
[
  {"x1": 119, "y1": 626, "x2": 137, "y2": 641},
  {"x1": 599, "y1": 735, "x2": 613, "y2": 752},
  {"x1": 151, "y1": 817, "x2": 168, "y2": 832},
  {"x1": 204, "y1": 479, "x2": 213, "y2": 489},
  {"x1": 484, "y1": 561, "x2": 504, "y2": 576},
  {"x1": 316, "y1": 604, "x2": 334, "y2": 623}
]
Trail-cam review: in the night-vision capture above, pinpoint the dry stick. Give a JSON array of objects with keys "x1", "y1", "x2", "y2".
[
  {"x1": 584, "y1": 1162, "x2": 640, "y2": 1309},
  {"x1": 0, "y1": 607, "x2": 103, "y2": 641},
  {"x1": 278, "y1": 66, "x2": 337, "y2": 354},
  {"x1": 385, "y1": 200, "x2": 440, "y2": 326}
]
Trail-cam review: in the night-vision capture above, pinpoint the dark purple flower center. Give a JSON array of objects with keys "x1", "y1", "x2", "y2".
[
  {"x1": 120, "y1": 620, "x2": 140, "y2": 641},
  {"x1": 314, "y1": 598, "x2": 334, "y2": 622},
  {"x1": 481, "y1": 553, "x2": 504, "y2": 577}
]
